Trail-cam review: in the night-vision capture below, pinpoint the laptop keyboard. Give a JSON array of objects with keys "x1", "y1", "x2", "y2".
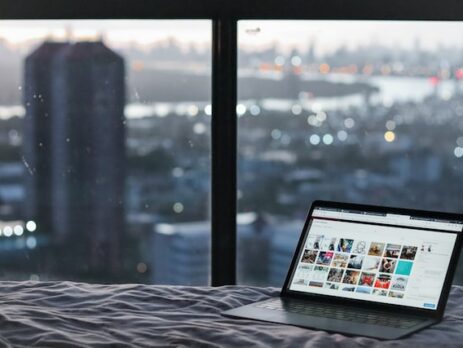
[{"x1": 256, "y1": 299, "x2": 422, "y2": 329}]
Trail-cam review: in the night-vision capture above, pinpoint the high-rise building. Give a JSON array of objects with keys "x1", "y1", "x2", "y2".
[
  {"x1": 268, "y1": 220, "x2": 303, "y2": 287},
  {"x1": 151, "y1": 213, "x2": 281, "y2": 285},
  {"x1": 24, "y1": 42, "x2": 69, "y2": 236},
  {"x1": 152, "y1": 221, "x2": 210, "y2": 285},
  {"x1": 23, "y1": 41, "x2": 126, "y2": 278}
]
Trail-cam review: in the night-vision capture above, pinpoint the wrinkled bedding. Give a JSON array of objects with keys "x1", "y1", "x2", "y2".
[{"x1": 0, "y1": 282, "x2": 462, "y2": 347}]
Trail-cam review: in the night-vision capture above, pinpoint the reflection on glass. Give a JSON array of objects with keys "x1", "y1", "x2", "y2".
[
  {"x1": 238, "y1": 21, "x2": 463, "y2": 286},
  {"x1": 0, "y1": 20, "x2": 211, "y2": 284}
]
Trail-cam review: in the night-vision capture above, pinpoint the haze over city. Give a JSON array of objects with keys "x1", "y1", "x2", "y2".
[{"x1": 1, "y1": 20, "x2": 463, "y2": 53}]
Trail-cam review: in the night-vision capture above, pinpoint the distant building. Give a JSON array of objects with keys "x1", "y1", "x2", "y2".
[
  {"x1": 152, "y1": 213, "x2": 267, "y2": 285},
  {"x1": 152, "y1": 221, "x2": 210, "y2": 285},
  {"x1": 268, "y1": 220, "x2": 303, "y2": 287},
  {"x1": 151, "y1": 214, "x2": 302, "y2": 286},
  {"x1": 0, "y1": 163, "x2": 25, "y2": 219},
  {"x1": 237, "y1": 213, "x2": 271, "y2": 285},
  {"x1": 23, "y1": 41, "x2": 126, "y2": 277},
  {"x1": 24, "y1": 42, "x2": 69, "y2": 236}
]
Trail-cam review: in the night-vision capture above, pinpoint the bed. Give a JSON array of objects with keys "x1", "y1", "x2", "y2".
[{"x1": 0, "y1": 281, "x2": 462, "y2": 347}]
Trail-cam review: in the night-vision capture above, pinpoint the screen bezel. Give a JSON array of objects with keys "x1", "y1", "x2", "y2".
[{"x1": 281, "y1": 200, "x2": 463, "y2": 319}]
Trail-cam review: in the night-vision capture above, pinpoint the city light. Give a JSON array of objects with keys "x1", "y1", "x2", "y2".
[
  {"x1": 172, "y1": 167, "x2": 184, "y2": 178},
  {"x1": 13, "y1": 225, "x2": 24, "y2": 236},
  {"x1": 274, "y1": 56, "x2": 285, "y2": 66},
  {"x1": 156, "y1": 224, "x2": 175, "y2": 235},
  {"x1": 337, "y1": 130, "x2": 348, "y2": 142},
  {"x1": 259, "y1": 63, "x2": 273, "y2": 72},
  {"x1": 344, "y1": 118, "x2": 355, "y2": 129},
  {"x1": 291, "y1": 104, "x2": 302, "y2": 115},
  {"x1": 316, "y1": 112, "x2": 327, "y2": 122},
  {"x1": 236, "y1": 104, "x2": 247, "y2": 116},
  {"x1": 429, "y1": 76, "x2": 440, "y2": 86},
  {"x1": 193, "y1": 123, "x2": 207, "y2": 134},
  {"x1": 137, "y1": 262, "x2": 147, "y2": 273},
  {"x1": 454, "y1": 147, "x2": 463, "y2": 158},
  {"x1": 309, "y1": 134, "x2": 321, "y2": 145},
  {"x1": 323, "y1": 134, "x2": 334, "y2": 145},
  {"x1": 187, "y1": 105, "x2": 199, "y2": 117},
  {"x1": 291, "y1": 56, "x2": 302, "y2": 66},
  {"x1": 271, "y1": 129, "x2": 282, "y2": 140},
  {"x1": 250, "y1": 105, "x2": 261, "y2": 116},
  {"x1": 26, "y1": 236, "x2": 37, "y2": 249},
  {"x1": 362, "y1": 64, "x2": 373, "y2": 75},
  {"x1": 319, "y1": 63, "x2": 330, "y2": 74},
  {"x1": 26, "y1": 220, "x2": 37, "y2": 232},
  {"x1": 204, "y1": 104, "x2": 212, "y2": 116},
  {"x1": 3, "y1": 226, "x2": 13, "y2": 237},
  {"x1": 173, "y1": 202, "x2": 184, "y2": 213},
  {"x1": 307, "y1": 115, "x2": 319, "y2": 126},
  {"x1": 380, "y1": 65, "x2": 392, "y2": 75},
  {"x1": 156, "y1": 104, "x2": 169, "y2": 117},
  {"x1": 384, "y1": 131, "x2": 396, "y2": 142},
  {"x1": 386, "y1": 120, "x2": 396, "y2": 131},
  {"x1": 442, "y1": 89, "x2": 452, "y2": 101},
  {"x1": 132, "y1": 60, "x2": 144, "y2": 71}
]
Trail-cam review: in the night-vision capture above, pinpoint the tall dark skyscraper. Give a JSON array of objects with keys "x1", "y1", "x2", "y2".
[
  {"x1": 24, "y1": 41, "x2": 126, "y2": 277},
  {"x1": 24, "y1": 42, "x2": 69, "y2": 238}
]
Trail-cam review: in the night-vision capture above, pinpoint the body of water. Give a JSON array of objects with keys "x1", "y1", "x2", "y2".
[{"x1": 0, "y1": 75, "x2": 459, "y2": 119}]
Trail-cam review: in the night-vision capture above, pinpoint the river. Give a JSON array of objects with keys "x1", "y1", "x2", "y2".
[{"x1": 0, "y1": 75, "x2": 460, "y2": 119}]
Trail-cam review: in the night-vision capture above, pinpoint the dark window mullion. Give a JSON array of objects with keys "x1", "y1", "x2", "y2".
[{"x1": 211, "y1": 18, "x2": 237, "y2": 286}]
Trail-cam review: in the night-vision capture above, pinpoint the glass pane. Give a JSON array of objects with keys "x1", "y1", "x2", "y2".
[
  {"x1": 0, "y1": 20, "x2": 211, "y2": 284},
  {"x1": 238, "y1": 20, "x2": 463, "y2": 286}
]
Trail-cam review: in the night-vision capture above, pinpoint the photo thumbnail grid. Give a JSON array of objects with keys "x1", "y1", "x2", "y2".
[{"x1": 294, "y1": 235, "x2": 417, "y2": 298}]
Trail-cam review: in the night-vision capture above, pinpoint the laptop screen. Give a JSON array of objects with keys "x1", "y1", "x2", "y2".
[{"x1": 287, "y1": 205, "x2": 463, "y2": 310}]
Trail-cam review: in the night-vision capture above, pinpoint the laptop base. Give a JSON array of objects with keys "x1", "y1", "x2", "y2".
[{"x1": 222, "y1": 298, "x2": 437, "y2": 340}]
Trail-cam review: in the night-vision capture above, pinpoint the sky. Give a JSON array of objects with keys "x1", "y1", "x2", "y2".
[
  {"x1": 239, "y1": 20, "x2": 463, "y2": 54},
  {"x1": 0, "y1": 20, "x2": 212, "y2": 49},
  {"x1": 1, "y1": 20, "x2": 463, "y2": 53}
]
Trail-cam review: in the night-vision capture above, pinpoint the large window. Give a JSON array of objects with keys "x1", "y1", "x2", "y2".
[
  {"x1": 0, "y1": 20, "x2": 211, "y2": 284},
  {"x1": 237, "y1": 21, "x2": 463, "y2": 286},
  {"x1": 1, "y1": 5, "x2": 463, "y2": 288}
]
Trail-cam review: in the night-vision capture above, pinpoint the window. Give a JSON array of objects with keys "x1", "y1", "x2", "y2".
[
  {"x1": 0, "y1": 20, "x2": 211, "y2": 284},
  {"x1": 237, "y1": 20, "x2": 463, "y2": 286},
  {"x1": 1, "y1": 1, "x2": 463, "y2": 287}
]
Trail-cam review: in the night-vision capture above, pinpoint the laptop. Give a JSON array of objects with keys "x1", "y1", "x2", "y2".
[{"x1": 223, "y1": 200, "x2": 463, "y2": 339}]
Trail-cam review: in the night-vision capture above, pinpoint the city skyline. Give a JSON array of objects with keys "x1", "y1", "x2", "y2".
[
  {"x1": 2, "y1": 20, "x2": 463, "y2": 54},
  {"x1": 240, "y1": 21, "x2": 463, "y2": 54},
  {"x1": 0, "y1": 20, "x2": 211, "y2": 50},
  {"x1": 0, "y1": 23, "x2": 463, "y2": 285}
]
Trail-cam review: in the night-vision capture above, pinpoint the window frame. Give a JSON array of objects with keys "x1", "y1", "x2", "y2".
[{"x1": 2, "y1": 0, "x2": 463, "y2": 286}]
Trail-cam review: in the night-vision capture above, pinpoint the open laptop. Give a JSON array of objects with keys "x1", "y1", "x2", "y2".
[{"x1": 223, "y1": 200, "x2": 463, "y2": 339}]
